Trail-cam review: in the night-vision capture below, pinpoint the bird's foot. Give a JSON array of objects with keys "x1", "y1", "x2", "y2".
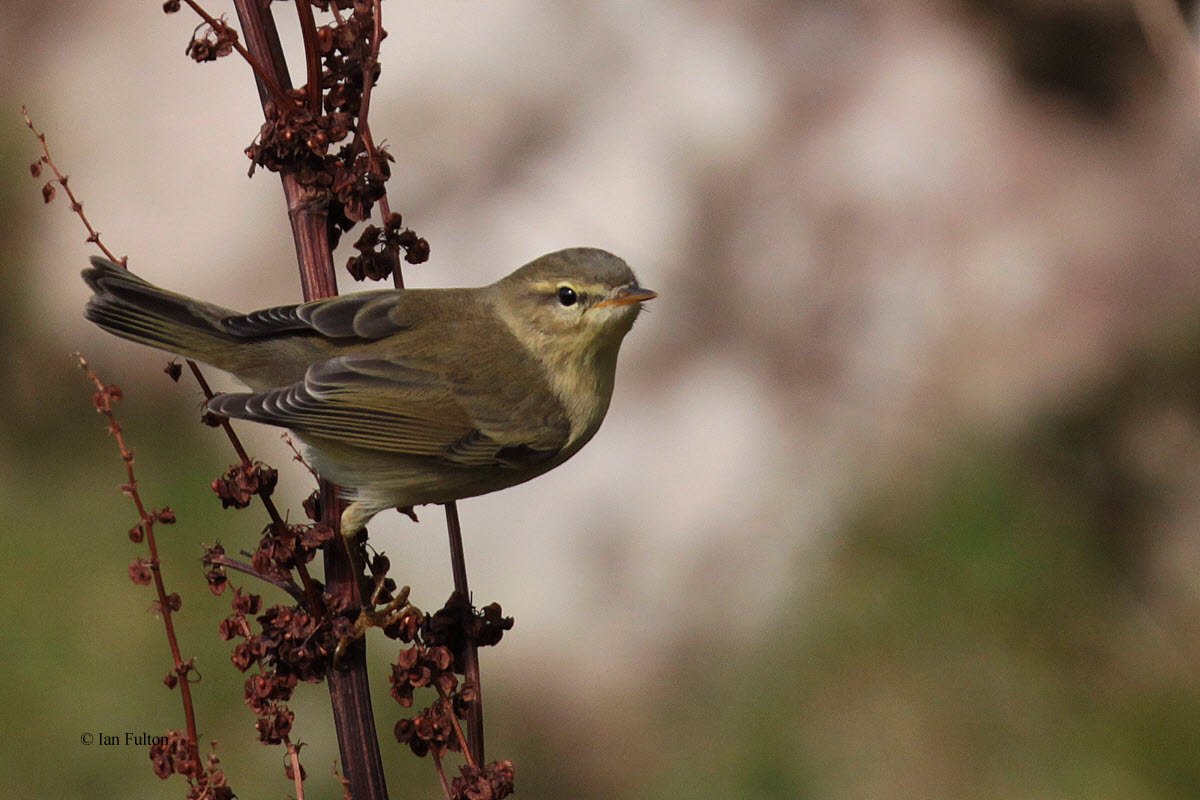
[
  {"x1": 334, "y1": 506, "x2": 421, "y2": 664},
  {"x1": 334, "y1": 578, "x2": 420, "y2": 665}
]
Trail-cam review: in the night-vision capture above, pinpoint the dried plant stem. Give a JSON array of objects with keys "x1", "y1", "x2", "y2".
[
  {"x1": 284, "y1": 736, "x2": 307, "y2": 800},
  {"x1": 436, "y1": 688, "x2": 476, "y2": 770},
  {"x1": 187, "y1": 360, "x2": 325, "y2": 615},
  {"x1": 226, "y1": 2, "x2": 390, "y2": 798},
  {"x1": 206, "y1": 551, "x2": 306, "y2": 603},
  {"x1": 75, "y1": 355, "x2": 201, "y2": 765},
  {"x1": 227, "y1": 0, "x2": 340, "y2": 302},
  {"x1": 293, "y1": 0, "x2": 324, "y2": 113},
  {"x1": 359, "y1": 0, "x2": 401, "y2": 274},
  {"x1": 431, "y1": 751, "x2": 452, "y2": 798},
  {"x1": 444, "y1": 501, "x2": 485, "y2": 764},
  {"x1": 179, "y1": 0, "x2": 287, "y2": 101},
  {"x1": 23, "y1": 109, "x2": 123, "y2": 263},
  {"x1": 283, "y1": 433, "x2": 320, "y2": 479},
  {"x1": 359, "y1": 0, "x2": 384, "y2": 132}
]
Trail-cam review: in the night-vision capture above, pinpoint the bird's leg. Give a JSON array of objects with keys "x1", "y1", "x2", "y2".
[
  {"x1": 335, "y1": 505, "x2": 418, "y2": 664},
  {"x1": 336, "y1": 581, "x2": 415, "y2": 659},
  {"x1": 339, "y1": 506, "x2": 372, "y2": 603},
  {"x1": 340, "y1": 503, "x2": 406, "y2": 610}
]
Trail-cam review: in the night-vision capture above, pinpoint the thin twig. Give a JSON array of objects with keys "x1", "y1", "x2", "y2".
[
  {"x1": 293, "y1": 0, "x2": 324, "y2": 113},
  {"x1": 75, "y1": 354, "x2": 202, "y2": 767},
  {"x1": 207, "y1": 552, "x2": 307, "y2": 603},
  {"x1": 23, "y1": 108, "x2": 123, "y2": 263},
  {"x1": 444, "y1": 501, "x2": 484, "y2": 764},
  {"x1": 435, "y1": 687, "x2": 476, "y2": 769},
  {"x1": 353, "y1": 0, "x2": 403, "y2": 289},
  {"x1": 430, "y1": 750, "x2": 452, "y2": 799},
  {"x1": 187, "y1": 360, "x2": 326, "y2": 616},
  {"x1": 284, "y1": 736, "x2": 307, "y2": 800},
  {"x1": 282, "y1": 432, "x2": 320, "y2": 479},
  {"x1": 179, "y1": 0, "x2": 289, "y2": 102}
]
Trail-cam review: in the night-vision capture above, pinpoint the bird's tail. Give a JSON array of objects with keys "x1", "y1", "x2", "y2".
[{"x1": 82, "y1": 257, "x2": 242, "y2": 366}]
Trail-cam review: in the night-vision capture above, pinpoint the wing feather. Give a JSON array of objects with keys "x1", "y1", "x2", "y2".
[
  {"x1": 208, "y1": 353, "x2": 571, "y2": 468},
  {"x1": 217, "y1": 290, "x2": 411, "y2": 340}
]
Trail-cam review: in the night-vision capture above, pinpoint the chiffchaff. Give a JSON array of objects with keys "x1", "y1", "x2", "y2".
[{"x1": 83, "y1": 247, "x2": 656, "y2": 574}]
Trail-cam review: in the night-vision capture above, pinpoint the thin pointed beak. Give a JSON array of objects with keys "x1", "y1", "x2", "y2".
[{"x1": 595, "y1": 285, "x2": 658, "y2": 308}]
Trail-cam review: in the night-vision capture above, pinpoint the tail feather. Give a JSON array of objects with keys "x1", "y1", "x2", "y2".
[{"x1": 83, "y1": 257, "x2": 239, "y2": 362}]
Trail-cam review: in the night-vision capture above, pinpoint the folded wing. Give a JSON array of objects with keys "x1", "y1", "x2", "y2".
[{"x1": 208, "y1": 353, "x2": 570, "y2": 469}]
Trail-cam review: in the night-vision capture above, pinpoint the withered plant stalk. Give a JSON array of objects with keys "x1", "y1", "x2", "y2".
[{"x1": 41, "y1": 2, "x2": 517, "y2": 798}]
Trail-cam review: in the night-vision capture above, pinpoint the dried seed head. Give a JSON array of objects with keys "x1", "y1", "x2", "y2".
[{"x1": 129, "y1": 558, "x2": 153, "y2": 586}]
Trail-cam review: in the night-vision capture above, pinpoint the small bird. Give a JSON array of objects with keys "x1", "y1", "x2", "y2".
[{"x1": 83, "y1": 248, "x2": 656, "y2": 577}]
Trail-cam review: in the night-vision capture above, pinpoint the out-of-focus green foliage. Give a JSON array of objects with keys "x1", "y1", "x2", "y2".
[
  {"x1": 644, "y1": 324, "x2": 1200, "y2": 800},
  {"x1": 473, "y1": 321, "x2": 1200, "y2": 800}
]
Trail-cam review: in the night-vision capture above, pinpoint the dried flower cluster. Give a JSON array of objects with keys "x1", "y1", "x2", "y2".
[
  {"x1": 166, "y1": 0, "x2": 429, "y2": 276},
  {"x1": 390, "y1": 644, "x2": 457, "y2": 709},
  {"x1": 388, "y1": 592, "x2": 515, "y2": 797},
  {"x1": 128, "y1": 506, "x2": 176, "y2": 544},
  {"x1": 426, "y1": 594, "x2": 515, "y2": 656},
  {"x1": 202, "y1": 477, "x2": 351, "y2": 751},
  {"x1": 211, "y1": 461, "x2": 278, "y2": 509},
  {"x1": 451, "y1": 761, "x2": 516, "y2": 800},
  {"x1": 214, "y1": 582, "x2": 354, "y2": 744},
  {"x1": 205, "y1": 521, "x2": 513, "y2": 781},
  {"x1": 185, "y1": 17, "x2": 239, "y2": 62},
  {"x1": 246, "y1": 93, "x2": 356, "y2": 193},
  {"x1": 348, "y1": 212, "x2": 431, "y2": 280},
  {"x1": 252, "y1": 519, "x2": 335, "y2": 580},
  {"x1": 393, "y1": 695, "x2": 465, "y2": 759},
  {"x1": 316, "y1": 2, "x2": 377, "y2": 118},
  {"x1": 149, "y1": 730, "x2": 233, "y2": 800},
  {"x1": 221, "y1": 0, "x2": 429, "y2": 271},
  {"x1": 208, "y1": 495, "x2": 517, "y2": 790}
]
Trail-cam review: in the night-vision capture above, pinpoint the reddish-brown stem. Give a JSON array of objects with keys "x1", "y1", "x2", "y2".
[
  {"x1": 76, "y1": 355, "x2": 202, "y2": 770},
  {"x1": 228, "y1": 0, "x2": 292, "y2": 106},
  {"x1": 352, "y1": 0, "x2": 381, "y2": 166},
  {"x1": 435, "y1": 685, "x2": 476, "y2": 769},
  {"x1": 284, "y1": 736, "x2": 307, "y2": 800},
  {"x1": 23, "y1": 109, "x2": 123, "y2": 264},
  {"x1": 293, "y1": 0, "x2": 324, "y2": 114},
  {"x1": 229, "y1": 3, "x2": 391, "y2": 798},
  {"x1": 207, "y1": 551, "x2": 306, "y2": 603},
  {"x1": 362, "y1": 0, "x2": 384, "y2": 122},
  {"x1": 359, "y1": 123, "x2": 400, "y2": 287},
  {"x1": 444, "y1": 501, "x2": 484, "y2": 765},
  {"x1": 351, "y1": 0, "x2": 402, "y2": 289},
  {"x1": 185, "y1": 361, "x2": 250, "y2": 461},
  {"x1": 186, "y1": 360, "x2": 326, "y2": 616},
  {"x1": 431, "y1": 751, "x2": 452, "y2": 799},
  {"x1": 178, "y1": 0, "x2": 288, "y2": 101}
]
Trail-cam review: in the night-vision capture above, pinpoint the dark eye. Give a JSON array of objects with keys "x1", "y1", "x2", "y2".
[{"x1": 556, "y1": 286, "x2": 578, "y2": 306}]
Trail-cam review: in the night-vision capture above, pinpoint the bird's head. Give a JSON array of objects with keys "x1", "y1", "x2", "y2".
[{"x1": 493, "y1": 248, "x2": 657, "y2": 363}]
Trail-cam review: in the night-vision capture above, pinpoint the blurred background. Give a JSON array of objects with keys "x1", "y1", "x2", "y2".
[{"x1": 5, "y1": 0, "x2": 1200, "y2": 797}]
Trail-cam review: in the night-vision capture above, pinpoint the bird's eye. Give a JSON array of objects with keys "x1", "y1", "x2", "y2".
[{"x1": 556, "y1": 286, "x2": 578, "y2": 307}]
